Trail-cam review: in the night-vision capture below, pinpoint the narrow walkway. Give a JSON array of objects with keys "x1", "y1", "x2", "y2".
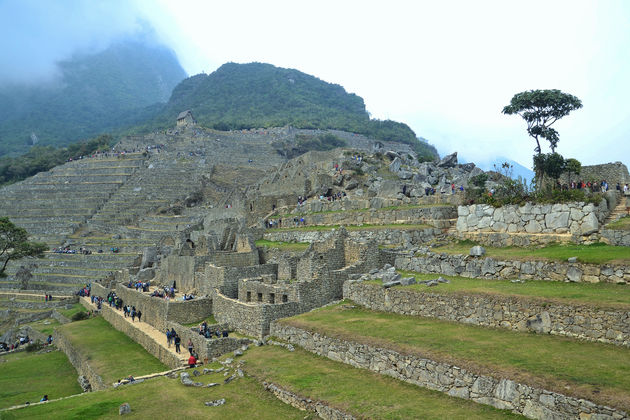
[{"x1": 80, "y1": 297, "x2": 188, "y2": 366}]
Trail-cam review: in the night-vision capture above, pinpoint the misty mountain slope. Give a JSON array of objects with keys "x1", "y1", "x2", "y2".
[
  {"x1": 0, "y1": 40, "x2": 187, "y2": 157},
  {"x1": 141, "y1": 62, "x2": 437, "y2": 158}
]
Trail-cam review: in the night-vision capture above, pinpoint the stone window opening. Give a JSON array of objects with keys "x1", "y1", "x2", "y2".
[
  {"x1": 282, "y1": 294, "x2": 288, "y2": 303},
  {"x1": 246, "y1": 292, "x2": 251, "y2": 302},
  {"x1": 257, "y1": 293, "x2": 263, "y2": 302},
  {"x1": 269, "y1": 293, "x2": 275, "y2": 304}
]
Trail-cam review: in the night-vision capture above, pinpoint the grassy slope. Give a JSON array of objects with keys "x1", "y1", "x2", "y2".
[
  {"x1": 1, "y1": 368, "x2": 309, "y2": 420},
  {"x1": 244, "y1": 345, "x2": 523, "y2": 419},
  {"x1": 607, "y1": 215, "x2": 630, "y2": 230},
  {"x1": 57, "y1": 317, "x2": 166, "y2": 384},
  {"x1": 282, "y1": 302, "x2": 630, "y2": 411},
  {"x1": 432, "y1": 241, "x2": 630, "y2": 264},
  {"x1": 0, "y1": 350, "x2": 82, "y2": 408},
  {"x1": 395, "y1": 271, "x2": 630, "y2": 308}
]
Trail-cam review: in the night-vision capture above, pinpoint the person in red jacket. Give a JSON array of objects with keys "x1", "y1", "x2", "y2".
[{"x1": 188, "y1": 354, "x2": 196, "y2": 368}]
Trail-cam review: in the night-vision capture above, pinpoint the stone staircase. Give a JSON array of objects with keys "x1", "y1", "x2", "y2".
[{"x1": 604, "y1": 195, "x2": 628, "y2": 226}]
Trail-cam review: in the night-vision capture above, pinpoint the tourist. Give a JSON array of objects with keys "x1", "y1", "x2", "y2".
[
  {"x1": 187, "y1": 339, "x2": 194, "y2": 355},
  {"x1": 131, "y1": 306, "x2": 136, "y2": 322},
  {"x1": 137, "y1": 310, "x2": 142, "y2": 322},
  {"x1": 40, "y1": 395, "x2": 48, "y2": 402},
  {"x1": 188, "y1": 353, "x2": 197, "y2": 368},
  {"x1": 166, "y1": 329, "x2": 172, "y2": 347},
  {"x1": 174, "y1": 334, "x2": 181, "y2": 353},
  {"x1": 46, "y1": 335, "x2": 53, "y2": 345}
]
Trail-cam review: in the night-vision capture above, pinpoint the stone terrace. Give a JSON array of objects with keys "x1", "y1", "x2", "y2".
[{"x1": 0, "y1": 156, "x2": 144, "y2": 245}]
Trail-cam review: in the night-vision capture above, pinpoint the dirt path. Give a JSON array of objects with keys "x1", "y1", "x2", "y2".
[{"x1": 81, "y1": 297, "x2": 188, "y2": 365}]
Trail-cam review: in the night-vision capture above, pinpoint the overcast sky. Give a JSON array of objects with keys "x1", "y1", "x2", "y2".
[{"x1": 2, "y1": 0, "x2": 629, "y2": 170}]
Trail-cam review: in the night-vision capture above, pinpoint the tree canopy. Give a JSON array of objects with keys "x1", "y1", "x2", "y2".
[
  {"x1": 0, "y1": 218, "x2": 47, "y2": 277},
  {"x1": 502, "y1": 89, "x2": 582, "y2": 154}
]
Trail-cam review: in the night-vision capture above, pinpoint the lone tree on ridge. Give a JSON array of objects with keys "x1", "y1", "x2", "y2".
[
  {"x1": 0, "y1": 217, "x2": 47, "y2": 278},
  {"x1": 502, "y1": 89, "x2": 582, "y2": 154}
]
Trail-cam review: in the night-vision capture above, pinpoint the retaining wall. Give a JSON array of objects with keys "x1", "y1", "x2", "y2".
[
  {"x1": 262, "y1": 227, "x2": 441, "y2": 246},
  {"x1": 601, "y1": 228, "x2": 630, "y2": 247},
  {"x1": 456, "y1": 199, "x2": 613, "y2": 245},
  {"x1": 270, "y1": 323, "x2": 627, "y2": 420},
  {"x1": 343, "y1": 281, "x2": 630, "y2": 347},
  {"x1": 395, "y1": 253, "x2": 630, "y2": 284},
  {"x1": 279, "y1": 205, "x2": 456, "y2": 228}
]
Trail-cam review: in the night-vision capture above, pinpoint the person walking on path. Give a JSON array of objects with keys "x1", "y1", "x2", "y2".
[
  {"x1": 166, "y1": 329, "x2": 172, "y2": 347},
  {"x1": 137, "y1": 310, "x2": 142, "y2": 323},
  {"x1": 188, "y1": 354, "x2": 196, "y2": 369},
  {"x1": 187, "y1": 339, "x2": 194, "y2": 355},
  {"x1": 174, "y1": 334, "x2": 181, "y2": 353},
  {"x1": 130, "y1": 306, "x2": 136, "y2": 322}
]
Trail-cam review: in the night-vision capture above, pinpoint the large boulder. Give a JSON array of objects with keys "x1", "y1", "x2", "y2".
[
  {"x1": 438, "y1": 152, "x2": 458, "y2": 168},
  {"x1": 469, "y1": 245, "x2": 486, "y2": 257},
  {"x1": 389, "y1": 157, "x2": 402, "y2": 173}
]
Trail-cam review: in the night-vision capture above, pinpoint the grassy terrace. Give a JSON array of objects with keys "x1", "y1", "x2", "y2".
[
  {"x1": 0, "y1": 350, "x2": 82, "y2": 409},
  {"x1": 266, "y1": 222, "x2": 433, "y2": 232},
  {"x1": 244, "y1": 345, "x2": 522, "y2": 419},
  {"x1": 608, "y1": 215, "x2": 630, "y2": 230},
  {"x1": 57, "y1": 317, "x2": 166, "y2": 384},
  {"x1": 432, "y1": 241, "x2": 630, "y2": 264},
  {"x1": 275, "y1": 203, "x2": 452, "y2": 219},
  {"x1": 2, "y1": 365, "x2": 311, "y2": 420},
  {"x1": 392, "y1": 271, "x2": 630, "y2": 309},
  {"x1": 281, "y1": 302, "x2": 630, "y2": 411},
  {"x1": 255, "y1": 240, "x2": 310, "y2": 251}
]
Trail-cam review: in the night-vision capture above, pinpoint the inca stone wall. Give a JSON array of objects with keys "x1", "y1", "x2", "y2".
[
  {"x1": 561, "y1": 162, "x2": 630, "y2": 187},
  {"x1": 287, "y1": 205, "x2": 456, "y2": 229},
  {"x1": 601, "y1": 228, "x2": 630, "y2": 247},
  {"x1": 456, "y1": 201, "x2": 609, "y2": 237},
  {"x1": 165, "y1": 321, "x2": 250, "y2": 361},
  {"x1": 212, "y1": 290, "x2": 302, "y2": 337},
  {"x1": 395, "y1": 253, "x2": 630, "y2": 284},
  {"x1": 270, "y1": 322, "x2": 627, "y2": 420},
  {"x1": 262, "y1": 226, "x2": 441, "y2": 247},
  {"x1": 343, "y1": 281, "x2": 630, "y2": 347}
]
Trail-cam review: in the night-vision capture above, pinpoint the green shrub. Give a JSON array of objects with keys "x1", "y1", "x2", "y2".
[
  {"x1": 72, "y1": 311, "x2": 90, "y2": 322},
  {"x1": 25, "y1": 341, "x2": 43, "y2": 352}
]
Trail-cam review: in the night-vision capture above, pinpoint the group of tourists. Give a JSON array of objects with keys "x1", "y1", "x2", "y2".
[
  {"x1": 77, "y1": 284, "x2": 91, "y2": 297},
  {"x1": 196, "y1": 321, "x2": 229, "y2": 339},
  {"x1": 149, "y1": 285, "x2": 176, "y2": 299},
  {"x1": 129, "y1": 280, "x2": 150, "y2": 292},
  {"x1": 44, "y1": 293, "x2": 54, "y2": 302},
  {"x1": 123, "y1": 304, "x2": 142, "y2": 322}
]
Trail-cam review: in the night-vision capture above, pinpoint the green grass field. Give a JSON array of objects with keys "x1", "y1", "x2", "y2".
[
  {"x1": 57, "y1": 317, "x2": 167, "y2": 384},
  {"x1": 1, "y1": 365, "x2": 312, "y2": 420},
  {"x1": 244, "y1": 345, "x2": 523, "y2": 419},
  {"x1": 432, "y1": 241, "x2": 630, "y2": 264},
  {"x1": 282, "y1": 302, "x2": 630, "y2": 411},
  {"x1": 255, "y1": 240, "x2": 310, "y2": 251},
  {"x1": 394, "y1": 271, "x2": 630, "y2": 308},
  {"x1": 0, "y1": 350, "x2": 82, "y2": 409}
]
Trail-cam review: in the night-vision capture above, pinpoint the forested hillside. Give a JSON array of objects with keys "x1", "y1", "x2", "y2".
[
  {"x1": 139, "y1": 62, "x2": 437, "y2": 158},
  {"x1": 0, "y1": 40, "x2": 186, "y2": 157}
]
